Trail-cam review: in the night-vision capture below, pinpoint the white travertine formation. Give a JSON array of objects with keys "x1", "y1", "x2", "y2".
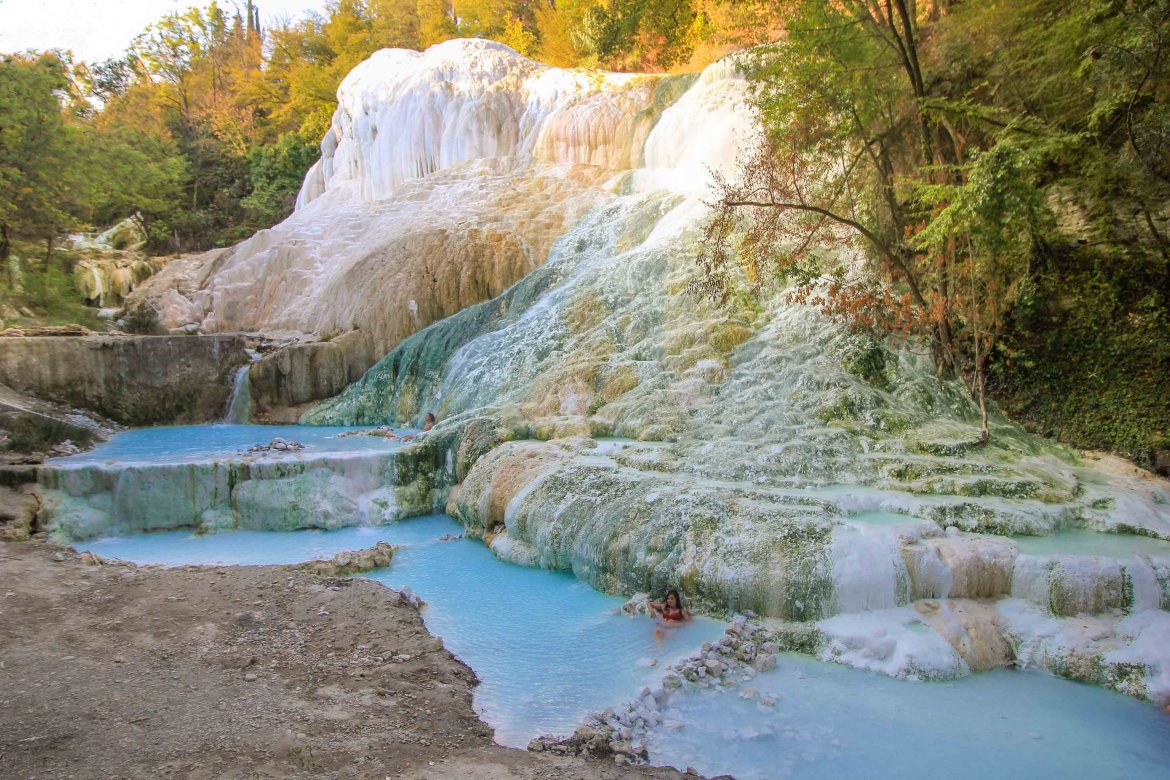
[
  {"x1": 130, "y1": 39, "x2": 750, "y2": 362},
  {"x1": 90, "y1": 39, "x2": 1170, "y2": 708}
]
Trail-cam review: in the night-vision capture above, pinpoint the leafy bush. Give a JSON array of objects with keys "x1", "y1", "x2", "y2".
[{"x1": 121, "y1": 303, "x2": 165, "y2": 335}]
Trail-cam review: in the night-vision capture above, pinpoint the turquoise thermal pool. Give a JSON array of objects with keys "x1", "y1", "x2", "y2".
[
  {"x1": 645, "y1": 653, "x2": 1170, "y2": 779},
  {"x1": 49, "y1": 424, "x2": 411, "y2": 465},
  {"x1": 40, "y1": 425, "x2": 424, "y2": 541},
  {"x1": 1010, "y1": 528, "x2": 1170, "y2": 558},
  {"x1": 78, "y1": 515, "x2": 1170, "y2": 777}
]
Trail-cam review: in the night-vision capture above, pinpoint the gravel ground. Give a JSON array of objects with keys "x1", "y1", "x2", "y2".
[{"x1": 0, "y1": 541, "x2": 690, "y2": 780}]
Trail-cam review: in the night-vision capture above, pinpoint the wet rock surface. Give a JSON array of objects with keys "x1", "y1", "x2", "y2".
[
  {"x1": 291, "y1": 541, "x2": 396, "y2": 576},
  {"x1": 248, "y1": 332, "x2": 380, "y2": 424},
  {"x1": 0, "y1": 382, "x2": 112, "y2": 456},
  {"x1": 242, "y1": 437, "x2": 306, "y2": 454},
  {"x1": 0, "y1": 541, "x2": 684, "y2": 779}
]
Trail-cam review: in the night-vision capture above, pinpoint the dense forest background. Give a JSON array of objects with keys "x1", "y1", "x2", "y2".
[{"x1": 0, "y1": 0, "x2": 1167, "y2": 469}]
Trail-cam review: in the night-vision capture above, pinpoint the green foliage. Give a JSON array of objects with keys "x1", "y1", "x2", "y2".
[
  {"x1": 705, "y1": 0, "x2": 1170, "y2": 463},
  {"x1": 990, "y1": 253, "x2": 1170, "y2": 471},
  {"x1": 122, "y1": 303, "x2": 166, "y2": 335},
  {"x1": 75, "y1": 126, "x2": 189, "y2": 235},
  {"x1": 241, "y1": 134, "x2": 321, "y2": 227},
  {"x1": 0, "y1": 243, "x2": 103, "y2": 329},
  {"x1": 842, "y1": 334, "x2": 891, "y2": 392},
  {"x1": 0, "y1": 53, "x2": 76, "y2": 259}
]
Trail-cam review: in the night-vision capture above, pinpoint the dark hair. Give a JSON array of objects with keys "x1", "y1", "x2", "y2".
[
  {"x1": 663, "y1": 589, "x2": 684, "y2": 610},
  {"x1": 424, "y1": 412, "x2": 435, "y2": 422}
]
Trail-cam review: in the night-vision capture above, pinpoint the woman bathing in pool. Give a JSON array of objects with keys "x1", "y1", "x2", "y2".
[{"x1": 648, "y1": 589, "x2": 691, "y2": 640}]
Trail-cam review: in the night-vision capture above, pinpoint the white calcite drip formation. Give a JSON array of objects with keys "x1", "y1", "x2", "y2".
[{"x1": 296, "y1": 39, "x2": 733, "y2": 208}]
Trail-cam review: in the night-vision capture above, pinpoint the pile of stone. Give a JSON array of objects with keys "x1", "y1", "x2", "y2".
[
  {"x1": 242, "y1": 437, "x2": 305, "y2": 454},
  {"x1": 292, "y1": 542, "x2": 395, "y2": 576},
  {"x1": 337, "y1": 426, "x2": 400, "y2": 439},
  {"x1": 528, "y1": 721, "x2": 648, "y2": 766},
  {"x1": 670, "y1": 614, "x2": 780, "y2": 707},
  {"x1": 48, "y1": 439, "x2": 83, "y2": 456},
  {"x1": 529, "y1": 611, "x2": 784, "y2": 766}
]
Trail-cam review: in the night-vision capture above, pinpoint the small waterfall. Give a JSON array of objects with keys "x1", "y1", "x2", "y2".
[{"x1": 224, "y1": 365, "x2": 252, "y2": 424}]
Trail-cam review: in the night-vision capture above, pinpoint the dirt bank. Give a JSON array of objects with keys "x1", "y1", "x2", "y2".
[{"x1": 0, "y1": 541, "x2": 687, "y2": 780}]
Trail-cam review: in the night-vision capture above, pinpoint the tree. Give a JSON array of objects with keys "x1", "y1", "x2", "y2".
[
  {"x1": 241, "y1": 132, "x2": 320, "y2": 226},
  {"x1": 0, "y1": 53, "x2": 75, "y2": 271},
  {"x1": 694, "y1": 1, "x2": 1052, "y2": 442}
]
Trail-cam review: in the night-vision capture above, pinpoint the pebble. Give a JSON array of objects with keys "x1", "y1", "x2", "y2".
[{"x1": 244, "y1": 673, "x2": 258, "y2": 682}]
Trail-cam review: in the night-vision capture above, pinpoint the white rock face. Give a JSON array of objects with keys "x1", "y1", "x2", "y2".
[
  {"x1": 131, "y1": 39, "x2": 751, "y2": 359},
  {"x1": 299, "y1": 39, "x2": 666, "y2": 207},
  {"x1": 111, "y1": 38, "x2": 1170, "y2": 706}
]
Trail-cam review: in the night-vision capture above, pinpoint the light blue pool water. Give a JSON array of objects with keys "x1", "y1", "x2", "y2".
[
  {"x1": 646, "y1": 653, "x2": 1170, "y2": 779},
  {"x1": 79, "y1": 514, "x2": 723, "y2": 747},
  {"x1": 1011, "y1": 528, "x2": 1170, "y2": 558},
  {"x1": 51, "y1": 424, "x2": 412, "y2": 465},
  {"x1": 78, "y1": 515, "x2": 1170, "y2": 775}
]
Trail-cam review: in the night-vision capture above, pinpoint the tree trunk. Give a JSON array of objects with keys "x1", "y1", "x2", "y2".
[
  {"x1": 43, "y1": 234, "x2": 54, "y2": 273},
  {"x1": 975, "y1": 360, "x2": 990, "y2": 445},
  {"x1": 1, "y1": 223, "x2": 10, "y2": 286}
]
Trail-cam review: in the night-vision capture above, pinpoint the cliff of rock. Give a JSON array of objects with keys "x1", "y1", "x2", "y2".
[{"x1": 0, "y1": 334, "x2": 247, "y2": 425}]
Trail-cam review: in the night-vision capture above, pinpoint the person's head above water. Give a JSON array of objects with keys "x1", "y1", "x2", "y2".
[
  {"x1": 423, "y1": 412, "x2": 436, "y2": 431},
  {"x1": 664, "y1": 590, "x2": 683, "y2": 610}
]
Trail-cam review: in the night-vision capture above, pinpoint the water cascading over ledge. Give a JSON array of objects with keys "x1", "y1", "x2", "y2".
[{"x1": 42, "y1": 40, "x2": 1170, "y2": 705}]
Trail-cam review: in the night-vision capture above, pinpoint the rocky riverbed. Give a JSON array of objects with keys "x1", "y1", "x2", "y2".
[{"x1": 0, "y1": 541, "x2": 689, "y2": 779}]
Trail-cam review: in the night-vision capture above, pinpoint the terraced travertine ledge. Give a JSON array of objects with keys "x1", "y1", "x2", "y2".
[
  {"x1": 289, "y1": 145, "x2": 1170, "y2": 703},
  {"x1": 295, "y1": 185, "x2": 1170, "y2": 706}
]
